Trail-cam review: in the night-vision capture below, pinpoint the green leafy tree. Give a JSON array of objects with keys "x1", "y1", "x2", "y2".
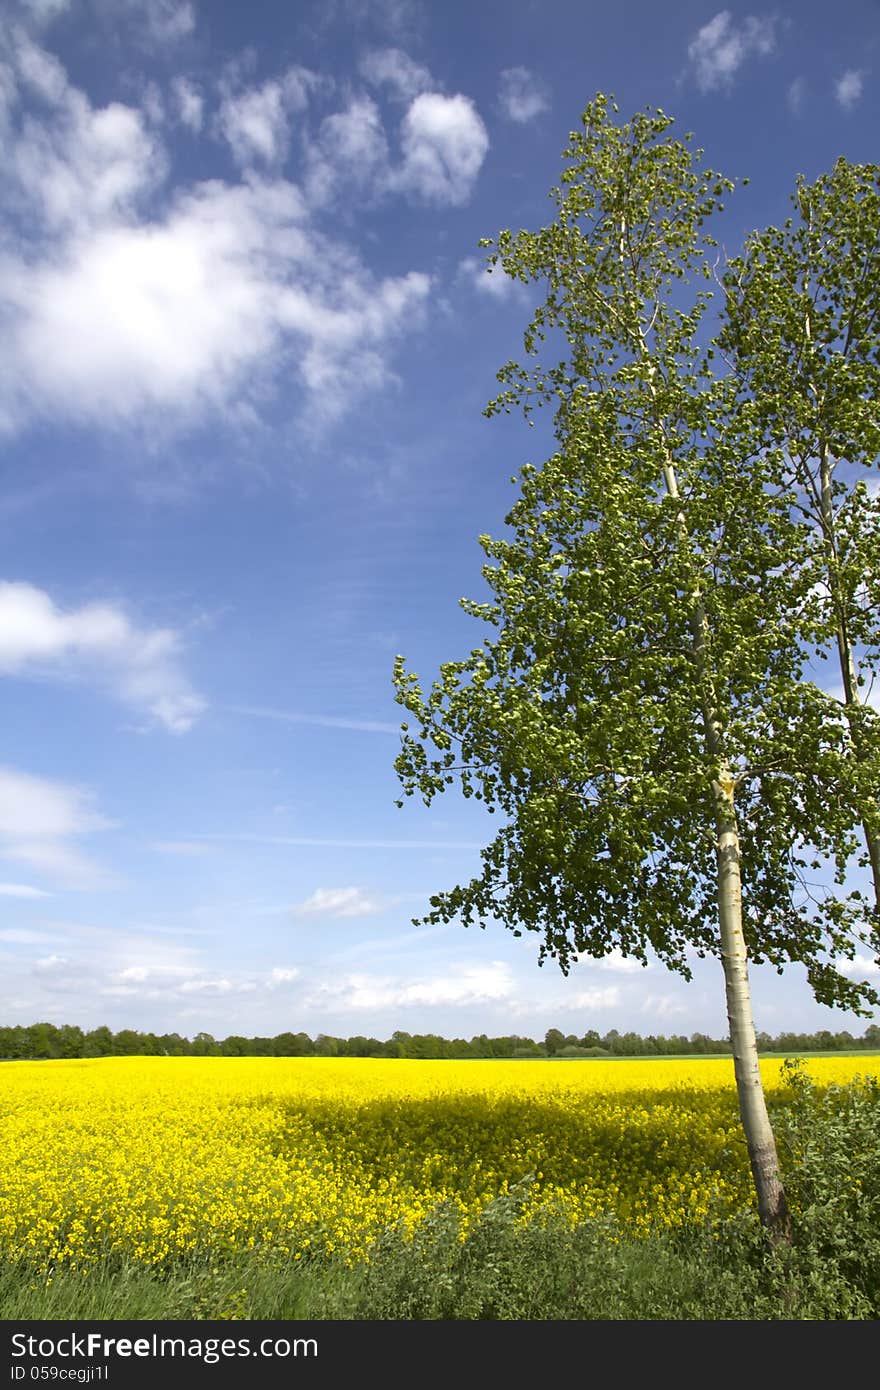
[
  {"x1": 720, "y1": 160, "x2": 880, "y2": 917},
  {"x1": 393, "y1": 97, "x2": 877, "y2": 1239}
]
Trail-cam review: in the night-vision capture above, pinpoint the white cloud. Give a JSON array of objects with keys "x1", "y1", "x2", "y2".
[
  {"x1": 217, "y1": 70, "x2": 317, "y2": 169},
  {"x1": 497, "y1": 67, "x2": 549, "y2": 123},
  {"x1": 172, "y1": 76, "x2": 203, "y2": 132},
  {"x1": 0, "y1": 768, "x2": 109, "y2": 840},
  {"x1": 839, "y1": 953, "x2": 880, "y2": 978},
  {"x1": 137, "y1": 0, "x2": 195, "y2": 45},
  {"x1": 0, "y1": 926, "x2": 59, "y2": 941},
  {"x1": 6, "y1": 32, "x2": 164, "y2": 235},
  {"x1": 0, "y1": 881, "x2": 51, "y2": 897},
  {"x1": 269, "y1": 966, "x2": 299, "y2": 985},
  {"x1": 824, "y1": 679, "x2": 880, "y2": 713},
  {"x1": 588, "y1": 949, "x2": 649, "y2": 974},
  {"x1": 305, "y1": 961, "x2": 514, "y2": 1011},
  {"x1": 152, "y1": 840, "x2": 215, "y2": 856},
  {"x1": 457, "y1": 255, "x2": 520, "y2": 301},
  {"x1": 687, "y1": 10, "x2": 777, "y2": 92},
  {"x1": 293, "y1": 886, "x2": 383, "y2": 918},
  {"x1": 34, "y1": 952, "x2": 72, "y2": 972},
  {"x1": 395, "y1": 92, "x2": 489, "y2": 205},
  {"x1": 566, "y1": 986, "x2": 622, "y2": 1010},
  {"x1": 0, "y1": 581, "x2": 205, "y2": 732},
  {"x1": 228, "y1": 704, "x2": 399, "y2": 733},
  {"x1": 835, "y1": 69, "x2": 865, "y2": 110},
  {"x1": 101, "y1": 962, "x2": 293, "y2": 999},
  {"x1": 0, "y1": 767, "x2": 113, "y2": 889},
  {"x1": 0, "y1": 174, "x2": 430, "y2": 431},
  {"x1": 786, "y1": 76, "x2": 806, "y2": 115},
  {"x1": 305, "y1": 96, "x2": 390, "y2": 205},
  {"x1": 15, "y1": 1, "x2": 194, "y2": 47},
  {"x1": 640, "y1": 993, "x2": 689, "y2": 1018},
  {"x1": 15, "y1": 0, "x2": 71, "y2": 25},
  {"x1": 359, "y1": 47, "x2": 432, "y2": 101},
  {"x1": 0, "y1": 39, "x2": 433, "y2": 434}
]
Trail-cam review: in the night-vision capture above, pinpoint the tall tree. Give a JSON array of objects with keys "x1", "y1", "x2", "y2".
[
  {"x1": 719, "y1": 160, "x2": 880, "y2": 921},
  {"x1": 392, "y1": 97, "x2": 877, "y2": 1240}
]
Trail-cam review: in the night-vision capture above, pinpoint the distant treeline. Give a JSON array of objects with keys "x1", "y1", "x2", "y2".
[{"x1": 2, "y1": 1022, "x2": 880, "y2": 1061}]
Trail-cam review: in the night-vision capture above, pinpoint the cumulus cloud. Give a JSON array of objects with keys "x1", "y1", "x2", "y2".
[
  {"x1": 497, "y1": 66, "x2": 549, "y2": 123},
  {"x1": 0, "y1": 581, "x2": 205, "y2": 732},
  {"x1": 0, "y1": 766, "x2": 113, "y2": 889},
  {"x1": 0, "y1": 172, "x2": 430, "y2": 432},
  {"x1": 686, "y1": 10, "x2": 777, "y2": 92},
  {"x1": 293, "y1": 886, "x2": 383, "y2": 918},
  {"x1": 835, "y1": 69, "x2": 865, "y2": 110},
  {"x1": 394, "y1": 92, "x2": 489, "y2": 205},
  {"x1": 3, "y1": 32, "x2": 165, "y2": 235},
  {"x1": 359, "y1": 46, "x2": 432, "y2": 101},
  {"x1": 0, "y1": 35, "x2": 435, "y2": 435}
]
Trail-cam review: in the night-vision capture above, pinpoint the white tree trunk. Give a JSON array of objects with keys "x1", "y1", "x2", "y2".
[{"x1": 714, "y1": 766, "x2": 790, "y2": 1237}]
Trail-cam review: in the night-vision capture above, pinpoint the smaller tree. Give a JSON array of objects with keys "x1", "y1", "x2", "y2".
[{"x1": 720, "y1": 159, "x2": 880, "y2": 922}]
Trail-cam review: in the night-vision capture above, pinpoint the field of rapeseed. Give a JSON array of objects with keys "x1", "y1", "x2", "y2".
[{"x1": 2, "y1": 1055, "x2": 878, "y2": 1274}]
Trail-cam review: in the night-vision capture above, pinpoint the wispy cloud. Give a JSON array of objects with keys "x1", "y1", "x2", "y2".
[
  {"x1": 302, "y1": 960, "x2": 514, "y2": 1011},
  {"x1": 359, "y1": 46, "x2": 432, "y2": 101},
  {"x1": 227, "y1": 704, "x2": 399, "y2": 733},
  {"x1": 170, "y1": 76, "x2": 203, "y2": 131},
  {"x1": 151, "y1": 841, "x2": 216, "y2": 857},
  {"x1": 640, "y1": 993, "x2": 689, "y2": 1018},
  {"x1": 193, "y1": 834, "x2": 485, "y2": 850},
  {"x1": 293, "y1": 886, "x2": 383, "y2": 918},
  {"x1": 835, "y1": 69, "x2": 865, "y2": 110},
  {"x1": 216, "y1": 67, "x2": 319, "y2": 169},
  {"x1": 786, "y1": 76, "x2": 806, "y2": 115},
  {"x1": 0, "y1": 881, "x2": 51, "y2": 898},
  {"x1": 0, "y1": 581, "x2": 205, "y2": 732},
  {"x1": 686, "y1": 10, "x2": 777, "y2": 92},
  {"x1": 456, "y1": 255, "x2": 521, "y2": 302},
  {"x1": 497, "y1": 66, "x2": 549, "y2": 123},
  {"x1": 0, "y1": 767, "x2": 115, "y2": 889}
]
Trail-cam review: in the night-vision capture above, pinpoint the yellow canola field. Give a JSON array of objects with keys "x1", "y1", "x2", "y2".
[{"x1": 1, "y1": 1055, "x2": 877, "y2": 1271}]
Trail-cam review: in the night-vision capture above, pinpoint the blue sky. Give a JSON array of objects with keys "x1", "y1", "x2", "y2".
[{"x1": 0, "y1": 0, "x2": 878, "y2": 1043}]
